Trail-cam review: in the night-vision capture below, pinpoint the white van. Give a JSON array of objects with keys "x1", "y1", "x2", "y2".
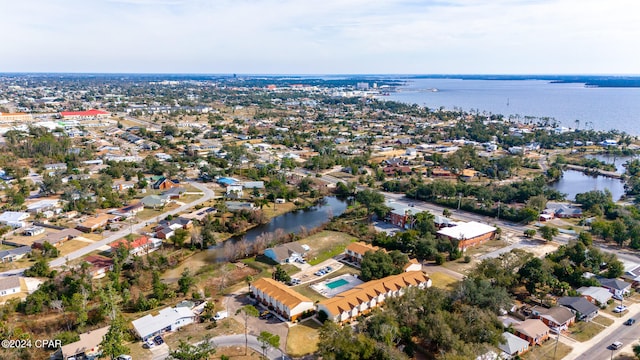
[{"x1": 214, "y1": 311, "x2": 228, "y2": 320}]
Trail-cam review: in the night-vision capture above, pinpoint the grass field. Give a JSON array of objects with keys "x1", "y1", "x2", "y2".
[
  {"x1": 286, "y1": 319, "x2": 321, "y2": 357},
  {"x1": 58, "y1": 239, "x2": 91, "y2": 256},
  {"x1": 523, "y1": 340, "x2": 572, "y2": 360},
  {"x1": 427, "y1": 271, "x2": 460, "y2": 290},
  {"x1": 567, "y1": 320, "x2": 607, "y2": 342},
  {"x1": 593, "y1": 315, "x2": 614, "y2": 327}
]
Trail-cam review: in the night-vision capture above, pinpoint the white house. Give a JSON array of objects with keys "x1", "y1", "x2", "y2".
[
  {"x1": 0, "y1": 211, "x2": 30, "y2": 228},
  {"x1": 0, "y1": 276, "x2": 21, "y2": 297},
  {"x1": 226, "y1": 184, "x2": 244, "y2": 198},
  {"x1": 132, "y1": 306, "x2": 196, "y2": 340}
]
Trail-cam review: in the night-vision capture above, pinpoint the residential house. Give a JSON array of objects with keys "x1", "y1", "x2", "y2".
[
  {"x1": 226, "y1": 201, "x2": 255, "y2": 212},
  {"x1": 155, "y1": 227, "x2": 176, "y2": 240},
  {"x1": 431, "y1": 168, "x2": 456, "y2": 178},
  {"x1": 531, "y1": 306, "x2": 575, "y2": 331},
  {"x1": 141, "y1": 194, "x2": 170, "y2": 209},
  {"x1": 0, "y1": 246, "x2": 31, "y2": 263},
  {"x1": 436, "y1": 221, "x2": 497, "y2": 251},
  {"x1": 163, "y1": 187, "x2": 185, "y2": 199},
  {"x1": 544, "y1": 202, "x2": 583, "y2": 218},
  {"x1": 109, "y1": 202, "x2": 144, "y2": 217},
  {"x1": 0, "y1": 277, "x2": 21, "y2": 298},
  {"x1": 226, "y1": 184, "x2": 244, "y2": 198},
  {"x1": 498, "y1": 332, "x2": 530, "y2": 359},
  {"x1": 26, "y1": 199, "x2": 60, "y2": 214},
  {"x1": 33, "y1": 228, "x2": 82, "y2": 249},
  {"x1": 83, "y1": 255, "x2": 114, "y2": 279},
  {"x1": 109, "y1": 235, "x2": 156, "y2": 256},
  {"x1": 317, "y1": 271, "x2": 431, "y2": 324},
  {"x1": 344, "y1": 242, "x2": 380, "y2": 264},
  {"x1": 152, "y1": 177, "x2": 180, "y2": 190},
  {"x1": 264, "y1": 243, "x2": 307, "y2": 264},
  {"x1": 250, "y1": 277, "x2": 315, "y2": 321},
  {"x1": 514, "y1": 319, "x2": 550, "y2": 345},
  {"x1": 597, "y1": 277, "x2": 631, "y2": 299},
  {"x1": 460, "y1": 169, "x2": 478, "y2": 182},
  {"x1": 55, "y1": 326, "x2": 110, "y2": 360},
  {"x1": 0, "y1": 211, "x2": 30, "y2": 228},
  {"x1": 577, "y1": 286, "x2": 613, "y2": 306},
  {"x1": 623, "y1": 264, "x2": 640, "y2": 286},
  {"x1": 23, "y1": 226, "x2": 45, "y2": 236},
  {"x1": 558, "y1": 296, "x2": 599, "y2": 322},
  {"x1": 132, "y1": 306, "x2": 196, "y2": 340},
  {"x1": 76, "y1": 214, "x2": 112, "y2": 233},
  {"x1": 156, "y1": 217, "x2": 193, "y2": 231}
]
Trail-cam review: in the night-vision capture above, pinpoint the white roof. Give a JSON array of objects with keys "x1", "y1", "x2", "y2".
[
  {"x1": 437, "y1": 221, "x2": 496, "y2": 240},
  {"x1": 132, "y1": 306, "x2": 195, "y2": 339},
  {"x1": 0, "y1": 211, "x2": 30, "y2": 223}
]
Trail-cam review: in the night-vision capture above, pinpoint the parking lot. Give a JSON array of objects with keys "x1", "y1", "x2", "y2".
[{"x1": 289, "y1": 258, "x2": 343, "y2": 285}]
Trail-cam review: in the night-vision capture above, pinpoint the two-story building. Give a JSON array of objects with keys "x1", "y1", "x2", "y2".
[
  {"x1": 317, "y1": 271, "x2": 431, "y2": 324},
  {"x1": 250, "y1": 277, "x2": 314, "y2": 322}
]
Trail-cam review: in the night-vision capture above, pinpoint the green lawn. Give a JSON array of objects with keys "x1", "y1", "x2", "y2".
[
  {"x1": 567, "y1": 321, "x2": 606, "y2": 342},
  {"x1": 428, "y1": 271, "x2": 460, "y2": 290},
  {"x1": 593, "y1": 315, "x2": 614, "y2": 327}
]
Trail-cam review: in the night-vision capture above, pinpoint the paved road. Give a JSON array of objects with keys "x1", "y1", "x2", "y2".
[
  {"x1": 210, "y1": 334, "x2": 288, "y2": 360},
  {"x1": 0, "y1": 181, "x2": 214, "y2": 276},
  {"x1": 572, "y1": 307, "x2": 640, "y2": 360}
]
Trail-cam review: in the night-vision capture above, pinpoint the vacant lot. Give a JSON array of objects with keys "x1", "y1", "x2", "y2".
[
  {"x1": 286, "y1": 319, "x2": 321, "y2": 357},
  {"x1": 567, "y1": 320, "x2": 607, "y2": 342},
  {"x1": 58, "y1": 239, "x2": 91, "y2": 256},
  {"x1": 522, "y1": 340, "x2": 572, "y2": 360},
  {"x1": 303, "y1": 230, "x2": 356, "y2": 263},
  {"x1": 427, "y1": 271, "x2": 460, "y2": 290}
]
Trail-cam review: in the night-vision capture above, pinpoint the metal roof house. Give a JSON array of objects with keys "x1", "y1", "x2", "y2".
[{"x1": 132, "y1": 306, "x2": 196, "y2": 340}]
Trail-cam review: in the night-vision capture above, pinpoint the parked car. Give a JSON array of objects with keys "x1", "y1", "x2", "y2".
[
  {"x1": 143, "y1": 339, "x2": 155, "y2": 348},
  {"x1": 214, "y1": 311, "x2": 228, "y2": 321},
  {"x1": 154, "y1": 335, "x2": 164, "y2": 345},
  {"x1": 614, "y1": 305, "x2": 628, "y2": 313},
  {"x1": 116, "y1": 356, "x2": 132, "y2": 360},
  {"x1": 625, "y1": 318, "x2": 636, "y2": 326},
  {"x1": 610, "y1": 341, "x2": 623, "y2": 350},
  {"x1": 259, "y1": 311, "x2": 270, "y2": 319}
]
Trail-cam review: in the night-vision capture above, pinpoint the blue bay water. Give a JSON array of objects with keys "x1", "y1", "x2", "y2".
[{"x1": 385, "y1": 79, "x2": 640, "y2": 135}]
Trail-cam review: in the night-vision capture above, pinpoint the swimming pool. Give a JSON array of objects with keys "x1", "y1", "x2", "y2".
[{"x1": 326, "y1": 278, "x2": 349, "y2": 289}]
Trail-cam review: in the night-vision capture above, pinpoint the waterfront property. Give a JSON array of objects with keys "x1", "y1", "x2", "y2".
[
  {"x1": 436, "y1": 221, "x2": 496, "y2": 251},
  {"x1": 264, "y1": 242, "x2": 308, "y2": 264},
  {"x1": 310, "y1": 274, "x2": 364, "y2": 298},
  {"x1": 132, "y1": 306, "x2": 196, "y2": 340},
  {"x1": 317, "y1": 271, "x2": 431, "y2": 323},
  {"x1": 250, "y1": 277, "x2": 315, "y2": 321}
]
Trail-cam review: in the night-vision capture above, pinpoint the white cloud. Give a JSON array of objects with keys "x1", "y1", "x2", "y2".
[{"x1": 0, "y1": 0, "x2": 638, "y2": 73}]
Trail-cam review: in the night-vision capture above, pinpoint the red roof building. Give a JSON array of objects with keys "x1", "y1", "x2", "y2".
[
  {"x1": 60, "y1": 109, "x2": 110, "y2": 119},
  {"x1": 109, "y1": 235, "x2": 151, "y2": 255}
]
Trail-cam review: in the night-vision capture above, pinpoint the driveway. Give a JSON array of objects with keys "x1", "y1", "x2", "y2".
[{"x1": 210, "y1": 334, "x2": 288, "y2": 360}]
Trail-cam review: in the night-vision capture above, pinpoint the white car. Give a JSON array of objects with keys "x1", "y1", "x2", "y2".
[
  {"x1": 214, "y1": 311, "x2": 228, "y2": 321},
  {"x1": 613, "y1": 305, "x2": 627, "y2": 313}
]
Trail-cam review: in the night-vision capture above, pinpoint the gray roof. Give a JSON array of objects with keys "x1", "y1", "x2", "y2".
[
  {"x1": 265, "y1": 243, "x2": 307, "y2": 262},
  {"x1": 0, "y1": 246, "x2": 32, "y2": 259},
  {"x1": 498, "y1": 332, "x2": 529, "y2": 355},
  {"x1": 141, "y1": 195, "x2": 169, "y2": 207},
  {"x1": 558, "y1": 296, "x2": 599, "y2": 316},
  {"x1": 132, "y1": 307, "x2": 195, "y2": 339},
  {"x1": 0, "y1": 276, "x2": 21, "y2": 291},
  {"x1": 577, "y1": 286, "x2": 613, "y2": 303},
  {"x1": 597, "y1": 277, "x2": 631, "y2": 291}
]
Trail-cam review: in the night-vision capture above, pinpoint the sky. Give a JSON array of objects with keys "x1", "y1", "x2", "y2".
[{"x1": 1, "y1": 0, "x2": 639, "y2": 74}]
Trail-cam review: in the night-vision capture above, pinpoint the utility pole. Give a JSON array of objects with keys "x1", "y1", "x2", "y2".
[
  {"x1": 457, "y1": 193, "x2": 462, "y2": 211},
  {"x1": 497, "y1": 200, "x2": 501, "y2": 219}
]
